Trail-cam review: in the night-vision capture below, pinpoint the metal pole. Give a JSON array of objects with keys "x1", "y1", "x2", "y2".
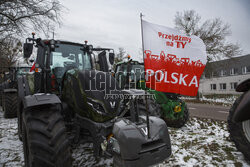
[{"x1": 140, "y1": 13, "x2": 150, "y2": 139}]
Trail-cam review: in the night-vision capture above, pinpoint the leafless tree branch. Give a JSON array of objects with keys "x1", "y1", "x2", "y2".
[{"x1": 174, "y1": 10, "x2": 242, "y2": 62}]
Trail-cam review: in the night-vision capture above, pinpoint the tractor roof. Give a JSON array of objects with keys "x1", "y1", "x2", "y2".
[
  {"x1": 115, "y1": 60, "x2": 144, "y2": 66},
  {"x1": 44, "y1": 40, "x2": 113, "y2": 52},
  {"x1": 43, "y1": 40, "x2": 83, "y2": 47}
]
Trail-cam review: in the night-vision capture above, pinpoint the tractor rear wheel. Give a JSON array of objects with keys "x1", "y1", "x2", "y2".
[
  {"x1": 3, "y1": 92, "x2": 17, "y2": 118},
  {"x1": 228, "y1": 92, "x2": 250, "y2": 162},
  {"x1": 22, "y1": 104, "x2": 72, "y2": 167}
]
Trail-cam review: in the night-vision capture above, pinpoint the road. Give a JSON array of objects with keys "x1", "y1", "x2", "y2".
[{"x1": 187, "y1": 103, "x2": 231, "y2": 121}]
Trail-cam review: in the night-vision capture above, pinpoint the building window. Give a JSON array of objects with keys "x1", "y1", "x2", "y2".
[
  {"x1": 210, "y1": 84, "x2": 216, "y2": 90},
  {"x1": 230, "y1": 68, "x2": 238, "y2": 75},
  {"x1": 211, "y1": 72, "x2": 217, "y2": 77},
  {"x1": 242, "y1": 66, "x2": 250, "y2": 74},
  {"x1": 242, "y1": 66, "x2": 247, "y2": 74},
  {"x1": 220, "y1": 83, "x2": 226, "y2": 90},
  {"x1": 248, "y1": 66, "x2": 250, "y2": 73},
  {"x1": 220, "y1": 70, "x2": 226, "y2": 76},
  {"x1": 230, "y1": 82, "x2": 238, "y2": 90}
]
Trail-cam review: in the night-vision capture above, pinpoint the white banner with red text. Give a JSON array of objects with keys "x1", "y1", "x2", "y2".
[{"x1": 142, "y1": 20, "x2": 207, "y2": 96}]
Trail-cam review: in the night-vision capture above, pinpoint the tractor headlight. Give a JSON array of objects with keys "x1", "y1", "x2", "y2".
[
  {"x1": 87, "y1": 98, "x2": 106, "y2": 114},
  {"x1": 174, "y1": 105, "x2": 182, "y2": 113},
  {"x1": 109, "y1": 137, "x2": 120, "y2": 154}
]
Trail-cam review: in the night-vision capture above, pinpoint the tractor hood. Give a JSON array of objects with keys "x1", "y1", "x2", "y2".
[
  {"x1": 63, "y1": 69, "x2": 123, "y2": 122},
  {"x1": 71, "y1": 70, "x2": 122, "y2": 122}
]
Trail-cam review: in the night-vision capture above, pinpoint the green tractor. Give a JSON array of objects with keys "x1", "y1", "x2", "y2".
[
  {"x1": 17, "y1": 35, "x2": 172, "y2": 167},
  {"x1": 0, "y1": 64, "x2": 31, "y2": 118},
  {"x1": 114, "y1": 58, "x2": 189, "y2": 128}
]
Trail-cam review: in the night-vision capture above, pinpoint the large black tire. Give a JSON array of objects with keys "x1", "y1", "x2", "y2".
[
  {"x1": 0, "y1": 91, "x2": 2, "y2": 106},
  {"x1": 3, "y1": 92, "x2": 17, "y2": 118},
  {"x1": 22, "y1": 104, "x2": 72, "y2": 167},
  {"x1": 228, "y1": 92, "x2": 250, "y2": 162},
  {"x1": 138, "y1": 98, "x2": 161, "y2": 117},
  {"x1": 163, "y1": 104, "x2": 189, "y2": 128}
]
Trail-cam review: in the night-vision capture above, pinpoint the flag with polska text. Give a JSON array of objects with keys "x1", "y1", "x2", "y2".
[{"x1": 142, "y1": 19, "x2": 207, "y2": 96}]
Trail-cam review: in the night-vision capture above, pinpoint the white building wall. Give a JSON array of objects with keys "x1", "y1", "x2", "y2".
[{"x1": 199, "y1": 74, "x2": 250, "y2": 95}]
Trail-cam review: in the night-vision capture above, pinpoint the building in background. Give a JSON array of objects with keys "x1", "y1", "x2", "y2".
[{"x1": 199, "y1": 54, "x2": 250, "y2": 95}]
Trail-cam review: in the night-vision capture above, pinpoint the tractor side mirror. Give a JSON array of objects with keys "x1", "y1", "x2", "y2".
[
  {"x1": 23, "y1": 43, "x2": 33, "y2": 58},
  {"x1": 109, "y1": 52, "x2": 115, "y2": 65},
  {"x1": 88, "y1": 45, "x2": 93, "y2": 54},
  {"x1": 98, "y1": 51, "x2": 109, "y2": 72},
  {"x1": 50, "y1": 39, "x2": 56, "y2": 52}
]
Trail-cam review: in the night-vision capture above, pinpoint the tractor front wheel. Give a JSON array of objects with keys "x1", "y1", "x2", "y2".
[{"x1": 22, "y1": 104, "x2": 72, "y2": 167}]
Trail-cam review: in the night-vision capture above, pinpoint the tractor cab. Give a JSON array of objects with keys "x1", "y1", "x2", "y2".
[
  {"x1": 23, "y1": 37, "x2": 114, "y2": 94},
  {"x1": 115, "y1": 59, "x2": 145, "y2": 89}
]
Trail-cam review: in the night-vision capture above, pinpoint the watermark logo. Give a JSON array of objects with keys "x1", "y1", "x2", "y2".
[{"x1": 83, "y1": 69, "x2": 156, "y2": 100}]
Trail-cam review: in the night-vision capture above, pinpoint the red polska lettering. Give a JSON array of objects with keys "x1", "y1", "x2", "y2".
[{"x1": 146, "y1": 69, "x2": 198, "y2": 87}]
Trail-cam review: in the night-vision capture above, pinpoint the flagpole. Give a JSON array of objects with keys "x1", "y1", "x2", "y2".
[
  {"x1": 140, "y1": 13, "x2": 150, "y2": 139},
  {"x1": 140, "y1": 13, "x2": 145, "y2": 59}
]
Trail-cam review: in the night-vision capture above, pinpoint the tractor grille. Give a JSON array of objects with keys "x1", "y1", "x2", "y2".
[{"x1": 139, "y1": 139, "x2": 166, "y2": 154}]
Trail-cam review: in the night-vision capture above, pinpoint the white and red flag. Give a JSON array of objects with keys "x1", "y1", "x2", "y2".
[{"x1": 142, "y1": 20, "x2": 207, "y2": 96}]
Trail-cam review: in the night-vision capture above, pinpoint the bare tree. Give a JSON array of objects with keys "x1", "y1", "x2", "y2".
[
  {"x1": 0, "y1": 0, "x2": 64, "y2": 38},
  {"x1": 0, "y1": 0, "x2": 64, "y2": 71},
  {"x1": 174, "y1": 10, "x2": 241, "y2": 61},
  {"x1": 0, "y1": 37, "x2": 22, "y2": 73},
  {"x1": 115, "y1": 47, "x2": 126, "y2": 63}
]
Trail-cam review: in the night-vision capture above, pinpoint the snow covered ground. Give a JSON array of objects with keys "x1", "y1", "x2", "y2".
[{"x1": 0, "y1": 107, "x2": 249, "y2": 167}]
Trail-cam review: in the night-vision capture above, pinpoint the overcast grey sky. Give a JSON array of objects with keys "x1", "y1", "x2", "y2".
[{"x1": 55, "y1": 0, "x2": 250, "y2": 61}]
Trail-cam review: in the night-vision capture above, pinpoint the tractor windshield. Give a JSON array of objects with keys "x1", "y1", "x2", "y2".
[
  {"x1": 51, "y1": 43, "x2": 92, "y2": 70},
  {"x1": 115, "y1": 62, "x2": 145, "y2": 89},
  {"x1": 50, "y1": 43, "x2": 92, "y2": 79},
  {"x1": 116, "y1": 63, "x2": 145, "y2": 80}
]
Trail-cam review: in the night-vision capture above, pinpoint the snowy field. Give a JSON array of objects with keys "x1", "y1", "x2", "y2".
[{"x1": 0, "y1": 107, "x2": 249, "y2": 167}]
